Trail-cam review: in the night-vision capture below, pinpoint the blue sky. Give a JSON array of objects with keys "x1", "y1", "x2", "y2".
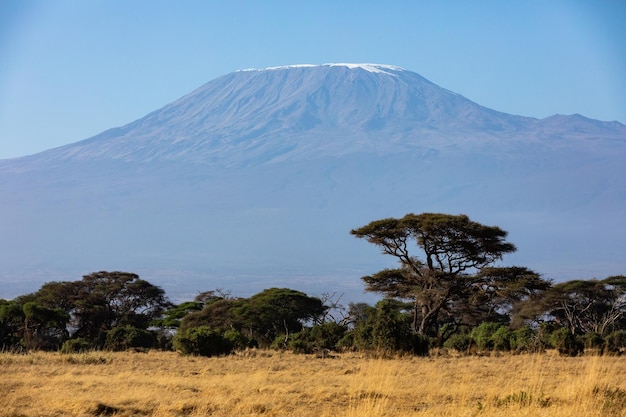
[{"x1": 1, "y1": 0, "x2": 625, "y2": 159}]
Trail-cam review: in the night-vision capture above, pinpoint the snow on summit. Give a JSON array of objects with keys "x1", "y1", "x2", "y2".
[
  {"x1": 1, "y1": 63, "x2": 625, "y2": 301},
  {"x1": 240, "y1": 63, "x2": 404, "y2": 75},
  {"x1": 326, "y1": 63, "x2": 404, "y2": 74}
]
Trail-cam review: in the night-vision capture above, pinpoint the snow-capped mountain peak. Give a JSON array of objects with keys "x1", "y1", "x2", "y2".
[
  {"x1": 239, "y1": 63, "x2": 404, "y2": 75},
  {"x1": 0, "y1": 64, "x2": 624, "y2": 301}
]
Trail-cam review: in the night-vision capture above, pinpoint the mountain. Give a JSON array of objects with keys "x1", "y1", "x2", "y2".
[{"x1": 1, "y1": 63, "x2": 625, "y2": 301}]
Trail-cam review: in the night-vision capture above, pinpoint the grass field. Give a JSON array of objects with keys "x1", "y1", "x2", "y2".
[{"x1": 1, "y1": 350, "x2": 625, "y2": 417}]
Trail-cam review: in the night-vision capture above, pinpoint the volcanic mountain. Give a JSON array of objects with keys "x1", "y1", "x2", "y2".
[{"x1": 1, "y1": 64, "x2": 624, "y2": 300}]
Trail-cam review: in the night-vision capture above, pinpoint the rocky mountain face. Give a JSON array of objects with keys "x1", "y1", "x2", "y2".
[{"x1": 1, "y1": 64, "x2": 624, "y2": 300}]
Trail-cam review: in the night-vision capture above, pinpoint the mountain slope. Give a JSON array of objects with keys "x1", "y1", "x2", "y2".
[{"x1": 1, "y1": 64, "x2": 624, "y2": 300}]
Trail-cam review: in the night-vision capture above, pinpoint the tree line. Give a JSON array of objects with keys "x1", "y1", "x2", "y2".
[{"x1": 1, "y1": 213, "x2": 624, "y2": 356}]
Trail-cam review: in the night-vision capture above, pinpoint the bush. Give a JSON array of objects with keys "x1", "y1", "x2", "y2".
[
  {"x1": 105, "y1": 326, "x2": 157, "y2": 351},
  {"x1": 173, "y1": 326, "x2": 233, "y2": 357},
  {"x1": 310, "y1": 322, "x2": 347, "y2": 350},
  {"x1": 605, "y1": 330, "x2": 626, "y2": 353},
  {"x1": 287, "y1": 322, "x2": 347, "y2": 353},
  {"x1": 61, "y1": 338, "x2": 93, "y2": 354},
  {"x1": 581, "y1": 332, "x2": 604, "y2": 351},
  {"x1": 288, "y1": 331, "x2": 312, "y2": 353},
  {"x1": 223, "y1": 329, "x2": 253, "y2": 350},
  {"x1": 470, "y1": 322, "x2": 501, "y2": 351},
  {"x1": 510, "y1": 326, "x2": 536, "y2": 352},
  {"x1": 492, "y1": 326, "x2": 512, "y2": 351},
  {"x1": 443, "y1": 333, "x2": 470, "y2": 352},
  {"x1": 537, "y1": 322, "x2": 558, "y2": 350},
  {"x1": 548, "y1": 327, "x2": 582, "y2": 356}
]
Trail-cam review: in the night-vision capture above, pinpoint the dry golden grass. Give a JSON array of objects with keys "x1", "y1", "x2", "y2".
[{"x1": 1, "y1": 349, "x2": 625, "y2": 417}]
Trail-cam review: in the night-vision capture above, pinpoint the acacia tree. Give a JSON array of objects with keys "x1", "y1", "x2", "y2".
[
  {"x1": 520, "y1": 276, "x2": 626, "y2": 336},
  {"x1": 236, "y1": 288, "x2": 326, "y2": 346},
  {"x1": 351, "y1": 213, "x2": 543, "y2": 337},
  {"x1": 467, "y1": 266, "x2": 551, "y2": 325},
  {"x1": 71, "y1": 271, "x2": 171, "y2": 342}
]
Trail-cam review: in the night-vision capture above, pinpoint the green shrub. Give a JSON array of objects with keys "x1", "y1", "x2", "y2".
[
  {"x1": 492, "y1": 326, "x2": 512, "y2": 351},
  {"x1": 310, "y1": 322, "x2": 346, "y2": 350},
  {"x1": 173, "y1": 326, "x2": 232, "y2": 357},
  {"x1": 510, "y1": 326, "x2": 536, "y2": 352},
  {"x1": 223, "y1": 329, "x2": 253, "y2": 350},
  {"x1": 605, "y1": 331, "x2": 626, "y2": 353},
  {"x1": 470, "y1": 322, "x2": 501, "y2": 351},
  {"x1": 581, "y1": 332, "x2": 604, "y2": 351},
  {"x1": 537, "y1": 322, "x2": 558, "y2": 349},
  {"x1": 443, "y1": 333, "x2": 470, "y2": 352},
  {"x1": 286, "y1": 322, "x2": 347, "y2": 354},
  {"x1": 105, "y1": 326, "x2": 157, "y2": 351},
  {"x1": 548, "y1": 327, "x2": 582, "y2": 356},
  {"x1": 60, "y1": 338, "x2": 93, "y2": 354},
  {"x1": 288, "y1": 331, "x2": 312, "y2": 353}
]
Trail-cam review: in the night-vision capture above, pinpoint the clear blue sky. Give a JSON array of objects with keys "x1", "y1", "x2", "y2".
[{"x1": 1, "y1": 0, "x2": 625, "y2": 159}]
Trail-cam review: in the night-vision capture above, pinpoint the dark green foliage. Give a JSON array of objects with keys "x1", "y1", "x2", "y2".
[
  {"x1": 236, "y1": 288, "x2": 326, "y2": 346},
  {"x1": 60, "y1": 338, "x2": 93, "y2": 354},
  {"x1": 180, "y1": 298, "x2": 244, "y2": 332},
  {"x1": 371, "y1": 299, "x2": 414, "y2": 352},
  {"x1": 581, "y1": 332, "x2": 604, "y2": 351},
  {"x1": 509, "y1": 326, "x2": 536, "y2": 352},
  {"x1": 470, "y1": 322, "x2": 502, "y2": 351},
  {"x1": 173, "y1": 326, "x2": 233, "y2": 357},
  {"x1": 526, "y1": 276, "x2": 626, "y2": 337},
  {"x1": 22, "y1": 301, "x2": 69, "y2": 350},
  {"x1": 155, "y1": 301, "x2": 203, "y2": 329},
  {"x1": 105, "y1": 326, "x2": 157, "y2": 351},
  {"x1": 223, "y1": 329, "x2": 254, "y2": 350},
  {"x1": 340, "y1": 300, "x2": 429, "y2": 355},
  {"x1": 443, "y1": 332, "x2": 470, "y2": 352},
  {"x1": 288, "y1": 322, "x2": 347, "y2": 353},
  {"x1": 351, "y1": 213, "x2": 546, "y2": 338},
  {"x1": 548, "y1": 327, "x2": 582, "y2": 356},
  {"x1": 310, "y1": 322, "x2": 347, "y2": 350},
  {"x1": 344, "y1": 303, "x2": 377, "y2": 351},
  {"x1": 72, "y1": 271, "x2": 170, "y2": 342},
  {"x1": 604, "y1": 330, "x2": 626, "y2": 353},
  {"x1": 0, "y1": 299, "x2": 24, "y2": 350},
  {"x1": 536, "y1": 322, "x2": 558, "y2": 349},
  {"x1": 1, "y1": 257, "x2": 623, "y2": 356},
  {"x1": 0, "y1": 272, "x2": 169, "y2": 351},
  {"x1": 491, "y1": 326, "x2": 512, "y2": 351}
]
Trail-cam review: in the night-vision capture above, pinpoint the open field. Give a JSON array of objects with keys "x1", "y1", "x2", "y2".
[{"x1": 1, "y1": 350, "x2": 625, "y2": 417}]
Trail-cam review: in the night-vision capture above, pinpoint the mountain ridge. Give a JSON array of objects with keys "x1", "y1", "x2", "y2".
[
  {"x1": 0, "y1": 64, "x2": 624, "y2": 301},
  {"x1": 4, "y1": 64, "x2": 623, "y2": 169}
]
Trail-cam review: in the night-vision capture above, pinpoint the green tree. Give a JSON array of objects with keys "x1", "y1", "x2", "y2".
[
  {"x1": 527, "y1": 276, "x2": 626, "y2": 337},
  {"x1": 180, "y1": 298, "x2": 245, "y2": 333},
  {"x1": 236, "y1": 288, "x2": 326, "y2": 347},
  {"x1": 509, "y1": 326, "x2": 537, "y2": 352},
  {"x1": 71, "y1": 271, "x2": 170, "y2": 343},
  {"x1": 351, "y1": 213, "x2": 527, "y2": 337},
  {"x1": 548, "y1": 327, "x2": 582, "y2": 356},
  {"x1": 604, "y1": 330, "x2": 626, "y2": 353},
  {"x1": 470, "y1": 322, "x2": 501, "y2": 351},
  {"x1": 22, "y1": 301, "x2": 69, "y2": 350},
  {"x1": 343, "y1": 303, "x2": 376, "y2": 351},
  {"x1": 105, "y1": 325, "x2": 157, "y2": 351},
  {"x1": 471, "y1": 266, "x2": 550, "y2": 326},
  {"x1": 0, "y1": 299, "x2": 25, "y2": 350},
  {"x1": 173, "y1": 326, "x2": 233, "y2": 357},
  {"x1": 155, "y1": 301, "x2": 204, "y2": 329},
  {"x1": 370, "y1": 299, "x2": 425, "y2": 354}
]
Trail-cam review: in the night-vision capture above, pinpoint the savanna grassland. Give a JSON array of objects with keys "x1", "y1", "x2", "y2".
[{"x1": 1, "y1": 350, "x2": 625, "y2": 417}]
